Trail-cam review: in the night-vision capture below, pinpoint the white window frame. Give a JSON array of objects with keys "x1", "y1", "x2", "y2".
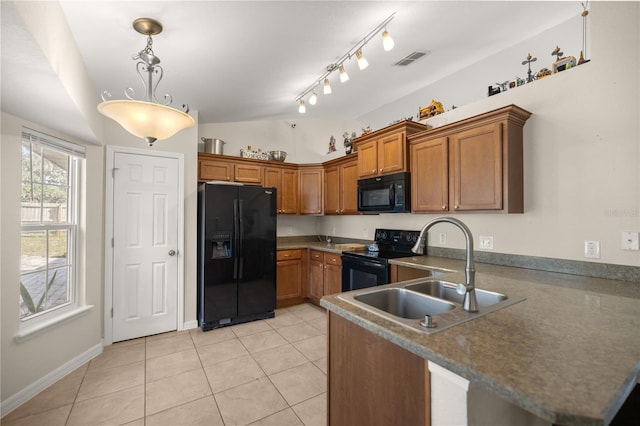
[{"x1": 17, "y1": 129, "x2": 88, "y2": 339}]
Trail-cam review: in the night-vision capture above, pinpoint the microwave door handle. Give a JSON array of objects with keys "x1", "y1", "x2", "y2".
[{"x1": 389, "y1": 184, "x2": 396, "y2": 207}]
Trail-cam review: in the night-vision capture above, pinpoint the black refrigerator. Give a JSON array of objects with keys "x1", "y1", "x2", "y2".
[{"x1": 197, "y1": 183, "x2": 277, "y2": 331}]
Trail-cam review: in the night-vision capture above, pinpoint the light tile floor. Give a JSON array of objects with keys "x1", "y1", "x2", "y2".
[{"x1": 2, "y1": 303, "x2": 329, "y2": 426}]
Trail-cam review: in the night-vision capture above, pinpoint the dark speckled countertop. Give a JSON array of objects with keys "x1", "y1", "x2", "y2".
[{"x1": 319, "y1": 255, "x2": 640, "y2": 426}]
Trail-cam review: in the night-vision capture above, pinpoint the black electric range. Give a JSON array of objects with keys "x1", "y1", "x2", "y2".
[{"x1": 341, "y1": 229, "x2": 423, "y2": 292}]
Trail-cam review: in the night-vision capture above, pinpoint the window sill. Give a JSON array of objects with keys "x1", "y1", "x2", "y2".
[{"x1": 14, "y1": 305, "x2": 94, "y2": 343}]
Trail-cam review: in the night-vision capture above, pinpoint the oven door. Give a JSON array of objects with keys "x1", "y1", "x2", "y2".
[{"x1": 341, "y1": 254, "x2": 389, "y2": 292}]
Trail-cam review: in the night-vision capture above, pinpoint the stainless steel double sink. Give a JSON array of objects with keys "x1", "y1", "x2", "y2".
[{"x1": 338, "y1": 277, "x2": 525, "y2": 334}]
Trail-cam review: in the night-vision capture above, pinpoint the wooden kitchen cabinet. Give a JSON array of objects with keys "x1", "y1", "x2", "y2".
[
  {"x1": 199, "y1": 158, "x2": 233, "y2": 182},
  {"x1": 234, "y1": 163, "x2": 262, "y2": 184},
  {"x1": 409, "y1": 104, "x2": 531, "y2": 213},
  {"x1": 354, "y1": 121, "x2": 429, "y2": 179},
  {"x1": 307, "y1": 250, "x2": 342, "y2": 305},
  {"x1": 276, "y1": 249, "x2": 305, "y2": 308},
  {"x1": 324, "y1": 156, "x2": 359, "y2": 215},
  {"x1": 299, "y1": 166, "x2": 323, "y2": 215},
  {"x1": 264, "y1": 166, "x2": 298, "y2": 214},
  {"x1": 328, "y1": 312, "x2": 430, "y2": 425}
]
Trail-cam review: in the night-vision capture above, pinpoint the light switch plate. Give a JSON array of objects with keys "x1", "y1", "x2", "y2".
[
  {"x1": 479, "y1": 236, "x2": 493, "y2": 249},
  {"x1": 584, "y1": 240, "x2": 600, "y2": 258}
]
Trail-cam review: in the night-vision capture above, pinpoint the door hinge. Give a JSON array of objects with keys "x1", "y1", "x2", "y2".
[
  {"x1": 111, "y1": 238, "x2": 114, "y2": 248},
  {"x1": 112, "y1": 167, "x2": 119, "y2": 178},
  {"x1": 110, "y1": 307, "x2": 113, "y2": 318}
]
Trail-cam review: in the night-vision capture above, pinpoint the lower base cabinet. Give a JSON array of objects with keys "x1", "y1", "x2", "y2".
[
  {"x1": 276, "y1": 249, "x2": 305, "y2": 308},
  {"x1": 308, "y1": 250, "x2": 342, "y2": 306},
  {"x1": 328, "y1": 312, "x2": 430, "y2": 425}
]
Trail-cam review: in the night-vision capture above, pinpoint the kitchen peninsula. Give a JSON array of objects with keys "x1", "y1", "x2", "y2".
[{"x1": 321, "y1": 256, "x2": 640, "y2": 426}]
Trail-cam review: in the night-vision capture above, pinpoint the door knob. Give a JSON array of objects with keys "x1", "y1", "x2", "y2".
[{"x1": 168, "y1": 249, "x2": 176, "y2": 256}]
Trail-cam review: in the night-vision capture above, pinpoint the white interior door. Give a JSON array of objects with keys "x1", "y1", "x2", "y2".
[{"x1": 112, "y1": 152, "x2": 179, "y2": 342}]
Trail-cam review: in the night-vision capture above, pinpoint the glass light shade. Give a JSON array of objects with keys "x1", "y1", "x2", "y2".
[
  {"x1": 98, "y1": 100, "x2": 194, "y2": 141},
  {"x1": 298, "y1": 100, "x2": 306, "y2": 113},
  {"x1": 309, "y1": 91, "x2": 318, "y2": 105},
  {"x1": 323, "y1": 78, "x2": 332, "y2": 94},
  {"x1": 339, "y1": 64, "x2": 350, "y2": 83},
  {"x1": 382, "y1": 30, "x2": 395, "y2": 51},
  {"x1": 356, "y1": 49, "x2": 369, "y2": 70}
]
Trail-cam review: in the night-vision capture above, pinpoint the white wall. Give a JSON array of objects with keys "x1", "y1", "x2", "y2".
[
  {"x1": 320, "y1": 2, "x2": 640, "y2": 268},
  {"x1": 199, "y1": 117, "x2": 364, "y2": 164},
  {"x1": 0, "y1": 112, "x2": 104, "y2": 404}
]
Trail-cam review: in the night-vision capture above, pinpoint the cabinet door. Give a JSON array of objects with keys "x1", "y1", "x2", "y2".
[
  {"x1": 308, "y1": 260, "x2": 324, "y2": 303},
  {"x1": 411, "y1": 137, "x2": 449, "y2": 213},
  {"x1": 199, "y1": 159, "x2": 232, "y2": 182},
  {"x1": 323, "y1": 253, "x2": 342, "y2": 295},
  {"x1": 357, "y1": 140, "x2": 379, "y2": 178},
  {"x1": 340, "y1": 159, "x2": 359, "y2": 214},
  {"x1": 276, "y1": 259, "x2": 303, "y2": 300},
  {"x1": 378, "y1": 132, "x2": 406, "y2": 175},
  {"x1": 263, "y1": 167, "x2": 282, "y2": 212},
  {"x1": 280, "y1": 169, "x2": 298, "y2": 214},
  {"x1": 299, "y1": 168, "x2": 323, "y2": 214},
  {"x1": 324, "y1": 166, "x2": 340, "y2": 215},
  {"x1": 450, "y1": 123, "x2": 503, "y2": 211},
  {"x1": 235, "y1": 164, "x2": 263, "y2": 184}
]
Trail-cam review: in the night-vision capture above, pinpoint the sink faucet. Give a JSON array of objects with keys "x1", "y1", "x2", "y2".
[{"x1": 411, "y1": 217, "x2": 479, "y2": 313}]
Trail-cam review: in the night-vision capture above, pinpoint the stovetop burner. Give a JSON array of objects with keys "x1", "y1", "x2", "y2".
[{"x1": 342, "y1": 229, "x2": 423, "y2": 262}]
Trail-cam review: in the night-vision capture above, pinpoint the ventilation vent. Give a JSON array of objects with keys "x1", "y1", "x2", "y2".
[{"x1": 394, "y1": 50, "x2": 430, "y2": 66}]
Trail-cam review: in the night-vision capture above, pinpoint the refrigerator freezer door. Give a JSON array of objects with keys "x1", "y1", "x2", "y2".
[
  {"x1": 198, "y1": 184, "x2": 238, "y2": 324},
  {"x1": 237, "y1": 186, "x2": 277, "y2": 316}
]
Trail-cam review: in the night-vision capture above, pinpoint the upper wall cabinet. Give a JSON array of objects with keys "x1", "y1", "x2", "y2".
[
  {"x1": 353, "y1": 121, "x2": 430, "y2": 179},
  {"x1": 409, "y1": 104, "x2": 531, "y2": 213},
  {"x1": 264, "y1": 166, "x2": 298, "y2": 214},
  {"x1": 299, "y1": 165, "x2": 324, "y2": 215},
  {"x1": 324, "y1": 155, "x2": 359, "y2": 215}
]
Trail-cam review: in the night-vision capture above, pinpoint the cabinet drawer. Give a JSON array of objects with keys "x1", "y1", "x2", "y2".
[
  {"x1": 277, "y1": 249, "x2": 302, "y2": 261},
  {"x1": 325, "y1": 253, "x2": 342, "y2": 266},
  {"x1": 310, "y1": 250, "x2": 324, "y2": 262}
]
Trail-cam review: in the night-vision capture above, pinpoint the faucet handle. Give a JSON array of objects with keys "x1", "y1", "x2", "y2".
[{"x1": 455, "y1": 283, "x2": 467, "y2": 295}]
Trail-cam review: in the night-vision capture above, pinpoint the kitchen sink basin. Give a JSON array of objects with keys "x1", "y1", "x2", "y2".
[
  {"x1": 404, "y1": 280, "x2": 507, "y2": 308},
  {"x1": 354, "y1": 288, "x2": 455, "y2": 319},
  {"x1": 338, "y1": 277, "x2": 526, "y2": 334}
]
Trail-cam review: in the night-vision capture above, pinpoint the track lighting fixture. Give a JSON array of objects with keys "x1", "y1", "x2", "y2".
[
  {"x1": 323, "y1": 78, "x2": 332, "y2": 95},
  {"x1": 309, "y1": 91, "x2": 318, "y2": 105},
  {"x1": 355, "y1": 49, "x2": 369, "y2": 70},
  {"x1": 339, "y1": 64, "x2": 349, "y2": 83},
  {"x1": 295, "y1": 12, "x2": 395, "y2": 113}
]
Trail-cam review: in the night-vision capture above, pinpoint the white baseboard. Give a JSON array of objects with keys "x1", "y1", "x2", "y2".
[
  {"x1": 0, "y1": 341, "x2": 103, "y2": 417},
  {"x1": 183, "y1": 320, "x2": 198, "y2": 330}
]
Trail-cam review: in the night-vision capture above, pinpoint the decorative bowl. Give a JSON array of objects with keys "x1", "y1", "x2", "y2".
[{"x1": 270, "y1": 150, "x2": 287, "y2": 162}]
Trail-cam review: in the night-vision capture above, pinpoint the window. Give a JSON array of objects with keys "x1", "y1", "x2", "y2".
[{"x1": 20, "y1": 129, "x2": 84, "y2": 323}]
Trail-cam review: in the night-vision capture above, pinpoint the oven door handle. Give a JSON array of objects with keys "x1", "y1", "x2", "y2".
[
  {"x1": 389, "y1": 184, "x2": 396, "y2": 208},
  {"x1": 342, "y1": 256, "x2": 387, "y2": 269}
]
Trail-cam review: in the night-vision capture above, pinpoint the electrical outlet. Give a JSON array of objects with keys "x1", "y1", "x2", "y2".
[
  {"x1": 479, "y1": 236, "x2": 493, "y2": 250},
  {"x1": 621, "y1": 231, "x2": 640, "y2": 250},
  {"x1": 584, "y1": 240, "x2": 600, "y2": 258},
  {"x1": 439, "y1": 233, "x2": 447, "y2": 245}
]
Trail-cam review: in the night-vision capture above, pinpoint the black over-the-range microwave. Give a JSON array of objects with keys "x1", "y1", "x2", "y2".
[{"x1": 357, "y1": 171, "x2": 411, "y2": 214}]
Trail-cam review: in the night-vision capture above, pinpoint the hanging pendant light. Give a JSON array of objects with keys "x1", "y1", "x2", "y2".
[{"x1": 97, "y1": 18, "x2": 194, "y2": 146}]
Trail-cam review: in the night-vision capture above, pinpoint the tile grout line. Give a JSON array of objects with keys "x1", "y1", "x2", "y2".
[{"x1": 190, "y1": 327, "x2": 226, "y2": 425}]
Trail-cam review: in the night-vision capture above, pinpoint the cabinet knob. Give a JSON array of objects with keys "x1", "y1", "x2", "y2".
[
  {"x1": 380, "y1": 168, "x2": 384, "y2": 172},
  {"x1": 371, "y1": 169, "x2": 376, "y2": 173},
  {"x1": 454, "y1": 205, "x2": 459, "y2": 210},
  {"x1": 225, "y1": 177, "x2": 231, "y2": 181},
  {"x1": 442, "y1": 205, "x2": 447, "y2": 210},
  {"x1": 284, "y1": 254, "x2": 289, "y2": 257}
]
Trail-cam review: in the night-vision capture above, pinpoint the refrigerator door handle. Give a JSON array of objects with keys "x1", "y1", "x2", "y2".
[
  {"x1": 233, "y1": 199, "x2": 239, "y2": 280},
  {"x1": 238, "y1": 199, "x2": 244, "y2": 280}
]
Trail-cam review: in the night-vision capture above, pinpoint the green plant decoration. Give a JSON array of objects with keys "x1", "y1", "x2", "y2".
[{"x1": 20, "y1": 270, "x2": 58, "y2": 314}]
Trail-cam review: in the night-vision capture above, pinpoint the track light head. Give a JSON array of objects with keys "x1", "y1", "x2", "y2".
[
  {"x1": 323, "y1": 78, "x2": 332, "y2": 94},
  {"x1": 382, "y1": 29, "x2": 395, "y2": 51},
  {"x1": 309, "y1": 91, "x2": 318, "y2": 105},
  {"x1": 339, "y1": 64, "x2": 349, "y2": 83},
  {"x1": 356, "y1": 49, "x2": 369, "y2": 70},
  {"x1": 298, "y1": 100, "x2": 306, "y2": 113}
]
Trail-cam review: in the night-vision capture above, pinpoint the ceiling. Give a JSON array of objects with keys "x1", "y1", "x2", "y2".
[{"x1": 2, "y1": 1, "x2": 580, "y2": 143}]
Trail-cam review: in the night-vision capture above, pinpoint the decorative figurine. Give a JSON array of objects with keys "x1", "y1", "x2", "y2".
[
  {"x1": 551, "y1": 46, "x2": 563, "y2": 61},
  {"x1": 343, "y1": 132, "x2": 353, "y2": 154},
  {"x1": 328, "y1": 135, "x2": 336, "y2": 153},
  {"x1": 361, "y1": 126, "x2": 371, "y2": 136},
  {"x1": 418, "y1": 100, "x2": 445, "y2": 120},
  {"x1": 521, "y1": 53, "x2": 538, "y2": 83}
]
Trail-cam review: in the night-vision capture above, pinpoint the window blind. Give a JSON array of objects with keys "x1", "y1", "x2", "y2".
[{"x1": 22, "y1": 128, "x2": 86, "y2": 159}]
